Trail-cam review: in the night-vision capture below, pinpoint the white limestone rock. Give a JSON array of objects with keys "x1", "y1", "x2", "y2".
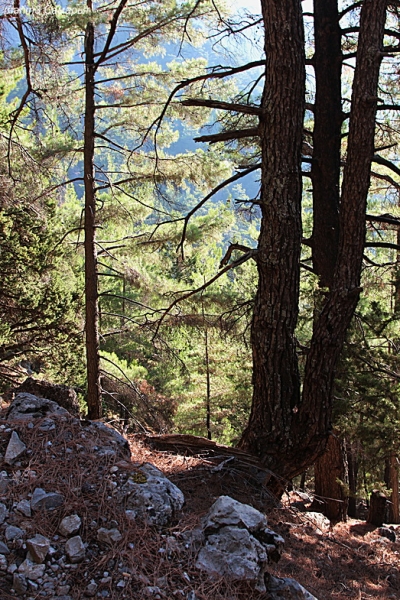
[
  {"x1": 6, "y1": 393, "x2": 69, "y2": 420},
  {"x1": 119, "y1": 463, "x2": 184, "y2": 527}
]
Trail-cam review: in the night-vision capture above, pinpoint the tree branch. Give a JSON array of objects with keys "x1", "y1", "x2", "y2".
[
  {"x1": 153, "y1": 250, "x2": 257, "y2": 339},
  {"x1": 365, "y1": 242, "x2": 400, "y2": 250},
  {"x1": 373, "y1": 153, "x2": 400, "y2": 177},
  {"x1": 366, "y1": 213, "x2": 400, "y2": 226},
  {"x1": 194, "y1": 127, "x2": 259, "y2": 144},
  {"x1": 177, "y1": 164, "x2": 260, "y2": 256},
  {"x1": 219, "y1": 243, "x2": 255, "y2": 268},
  {"x1": 181, "y1": 98, "x2": 261, "y2": 115}
]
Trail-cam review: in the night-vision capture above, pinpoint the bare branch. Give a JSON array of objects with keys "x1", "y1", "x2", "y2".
[
  {"x1": 94, "y1": 0, "x2": 129, "y2": 71},
  {"x1": 177, "y1": 164, "x2": 260, "y2": 256},
  {"x1": 194, "y1": 127, "x2": 259, "y2": 144},
  {"x1": 181, "y1": 98, "x2": 261, "y2": 115},
  {"x1": 365, "y1": 242, "x2": 400, "y2": 250},
  {"x1": 373, "y1": 153, "x2": 400, "y2": 177},
  {"x1": 338, "y1": 3, "x2": 363, "y2": 20},
  {"x1": 219, "y1": 243, "x2": 255, "y2": 268},
  {"x1": 366, "y1": 213, "x2": 400, "y2": 226}
]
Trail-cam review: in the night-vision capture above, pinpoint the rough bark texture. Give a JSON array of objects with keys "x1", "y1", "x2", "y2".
[
  {"x1": 311, "y1": 0, "x2": 342, "y2": 288},
  {"x1": 347, "y1": 442, "x2": 359, "y2": 518},
  {"x1": 384, "y1": 453, "x2": 400, "y2": 524},
  {"x1": 84, "y1": 14, "x2": 102, "y2": 419},
  {"x1": 238, "y1": 0, "x2": 304, "y2": 474},
  {"x1": 311, "y1": 432, "x2": 348, "y2": 522},
  {"x1": 367, "y1": 490, "x2": 387, "y2": 527},
  {"x1": 239, "y1": 0, "x2": 387, "y2": 489}
]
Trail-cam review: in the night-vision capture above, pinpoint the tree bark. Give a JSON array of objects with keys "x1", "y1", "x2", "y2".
[
  {"x1": 298, "y1": 0, "x2": 387, "y2": 479},
  {"x1": 84, "y1": 11, "x2": 102, "y2": 419},
  {"x1": 385, "y1": 453, "x2": 400, "y2": 524},
  {"x1": 311, "y1": 431, "x2": 348, "y2": 521},
  {"x1": 311, "y1": 0, "x2": 342, "y2": 288},
  {"x1": 367, "y1": 490, "x2": 387, "y2": 527},
  {"x1": 347, "y1": 442, "x2": 359, "y2": 518},
  {"x1": 239, "y1": 0, "x2": 387, "y2": 490},
  {"x1": 238, "y1": 0, "x2": 304, "y2": 479}
]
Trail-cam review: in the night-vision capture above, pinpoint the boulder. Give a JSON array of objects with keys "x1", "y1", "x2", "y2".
[
  {"x1": 12, "y1": 377, "x2": 80, "y2": 416},
  {"x1": 7, "y1": 393, "x2": 70, "y2": 420},
  {"x1": 196, "y1": 526, "x2": 268, "y2": 588},
  {"x1": 195, "y1": 496, "x2": 284, "y2": 592},
  {"x1": 119, "y1": 463, "x2": 184, "y2": 527},
  {"x1": 81, "y1": 420, "x2": 130, "y2": 457},
  {"x1": 304, "y1": 511, "x2": 331, "y2": 533}
]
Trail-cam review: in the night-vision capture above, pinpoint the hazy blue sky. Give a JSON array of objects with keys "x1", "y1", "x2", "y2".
[{"x1": 239, "y1": 0, "x2": 313, "y2": 13}]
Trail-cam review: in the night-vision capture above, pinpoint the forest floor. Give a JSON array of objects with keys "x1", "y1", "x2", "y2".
[
  {"x1": 1, "y1": 407, "x2": 399, "y2": 600},
  {"x1": 129, "y1": 435, "x2": 400, "y2": 600}
]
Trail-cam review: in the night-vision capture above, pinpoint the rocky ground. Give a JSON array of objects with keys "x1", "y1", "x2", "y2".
[{"x1": 0, "y1": 394, "x2": 399, "y2": 600}]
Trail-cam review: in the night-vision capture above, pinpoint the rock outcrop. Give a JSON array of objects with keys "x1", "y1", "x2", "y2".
[
  {"x1": 11, "y1": 378, "x2": 81, "y2": 417},
  {"x1": 0, "y1": 392, "x2": 318, "y2": 599}
]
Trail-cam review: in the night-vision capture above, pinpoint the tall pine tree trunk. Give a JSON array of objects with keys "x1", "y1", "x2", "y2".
[
  {"x1": 238, "y1": 0, "x2": 304, "y2": 477},
  {"x1": 311, "y1": 431, "x2": 348, "y2": 521},
  {"x1": 84, "y1": 8, "x2": 102, "y2": 419},
  {"x1": 310, "y1": 0, "x2": 346, "y2": 514},
  {"x1": 239, "y1": 0, "x2": 387, "y2": 490},
  {"x1": 385, "y1": 453, "x2": 400, "y2": 524},
  {"x1": 311, "y1": 0, "x2": 342, "y2": 288},
  {"x1": 347, "y1": 442, "x2": 359, "y2": 518}
]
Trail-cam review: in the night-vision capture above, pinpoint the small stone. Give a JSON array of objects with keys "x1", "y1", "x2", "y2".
[
  {"x1": 116, "y1": 580, "x2": 125, "y2": 588},
  {"x1": 143, "y1": 586, "x2": 163, "y2": 597},
  {"x1": 31, "y1": 487, "x2": 64, "y2": 511},
  {"x1": 85, "y1": 580, "x2": 98, "y2": 596},
  {"x1": 39, "y1": 419, "x2": 56, "y2": 431},
  {"x1": 18, "y1": 558, "x2": 46, "y2": 581},
  {"x1": 97, "y1": 527, "x2": 122, "y2": 545},
  {"x1": 13, "y1": 572, "x2": 28, "y2": 594},
  {"x1": 26, "y1": 534, "x2": 50, "y2": 563},
  {"x1": 5, "y1": 431, "x2": 26, "y2": 464},
  {"x1": 59, "y1": 514, "x2": 81, "y2": 537},
  {"x1": 65, "y1": 536, "x2": 85, "y2": 563},
  {"x1": 8, "y1": 563, "x2": 18, "y2": 574},
  {"x1": 57, "y1": 585, "x2": 71, "y2": 595},
  {"x1": 28, "y1": 580, "x2": 39, "y2": 592},
  {"x1": 378, "y1": 527, "x2": 396, "y2": 542},
  {"x1": 0, "y1": 554, "x2": 7, "y2": 570},
  {"x1": 0, "y1": 502, "x2": 9, "y2": 524},
  {"x1": 15, "y1": 499, "x2": 32, "y2": 517},
  {"x1": 5, "y1": 525, "x2": 25, "y2": 541},
  {"x1": 0, "y1": 541, "x2": 10, "y2": 555},
  {"x1": 0, "y1": 471, "x2": 9, "y2": 494}
]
